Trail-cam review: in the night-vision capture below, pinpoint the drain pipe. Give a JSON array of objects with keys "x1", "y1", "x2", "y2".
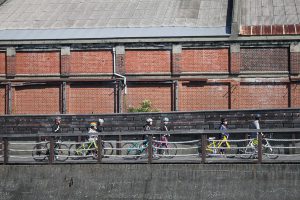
[{"x1": 113, "y1": 47, "x2": 127, "y2": 94}]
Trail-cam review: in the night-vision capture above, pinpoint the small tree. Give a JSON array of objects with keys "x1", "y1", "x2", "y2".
[{"x1": 128, "y1": 100, "x2": 160, "y2": 112}]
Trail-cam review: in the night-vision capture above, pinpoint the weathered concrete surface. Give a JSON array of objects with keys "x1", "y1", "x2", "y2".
[{"x1": 0, "y1": 164, "x2": 299, "y2": 200}]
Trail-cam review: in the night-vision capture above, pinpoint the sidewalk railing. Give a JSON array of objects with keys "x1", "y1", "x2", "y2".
[{"x1": 1, "y1": 128, "x2": 300, "y2": 164}]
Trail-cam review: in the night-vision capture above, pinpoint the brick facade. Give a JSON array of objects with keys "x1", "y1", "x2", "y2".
[
  {"x1": 125, "y1": 50, "x2": 171, "y2": 74},
  {"x1": 0, "y1": 52, "x2": 5, "y2": 74},
  {"x1": 67, "y1": 83, "x2": 115, "y2": 114},
  {"x1": 0, "y1": 86, "x2": 5, "y2": 114},
  {"x1": 241, "y1": 48, "x2": 289, "y2": 71},
  {"x1": 12, "y1": 85, "x2": 60, "y2": 114},
  {"x1": 290, "y1": 83, "x2": 300, "y2": 108},
  {"x1": 124, "y1": 83, "x2": 172, "y2": 112},
  {"x1": 15, "y1": 52, "x2": 60, "y2": 75},
  {"x1": 69, "y1": 51, "x2": 113, "y2": 74},
  {"x1": 239, "y1": 83, "x2": 289, "y2": 109},
  {"x1": 181, "y1": 49, "x2": 229, "y2": 73},
  {"x1": 179, "y1": 82, "x2": 229, "y2": 111}
]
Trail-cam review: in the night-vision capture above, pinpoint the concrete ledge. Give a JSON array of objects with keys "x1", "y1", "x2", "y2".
[{"x1": 0, "y1": 164, "x2": 299, "y2": 200}]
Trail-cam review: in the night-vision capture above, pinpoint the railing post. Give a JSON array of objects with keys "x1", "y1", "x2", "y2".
[
  {"x1": 201, "y1": 134, "x2": 207, "y2": 164},
  {"x1": 97, "y1": 136, "x2": 102, "y2": 163},
  {"x1": 257, "y1": 133, "x2": 263, "y2": 163},
  {"x1": 49, "y1": 137, "x2": 55, "y2": 164},
  {"x1": 148, "y1": 136, "x2": 153, "y2": 164},
  {"x1": 3, "y1": 138, "x2": 8, "y2": 164},
  {"x1": 117, "y1": 135, "x2": 121, "y2": 155}
]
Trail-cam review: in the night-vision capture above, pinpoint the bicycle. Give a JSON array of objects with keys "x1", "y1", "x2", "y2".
[
  {"x1": 122, "y1": 139, "x2": 149, "y2": 160},
  {"x1": 32, "y1": 140, "x2": 70, "y2": 162},
  {"x1": 240, "y1": 134, "x2": 279, "y2": 159},
  {"x1": 69, "y1": 138, "x2": 113, "y2": 159},
  {"x1": 205, "y1": 136, "x2": 236, "y2": 158},
  {"x1": 153, "y1": 135, "x2": 177, "y2": 159}
]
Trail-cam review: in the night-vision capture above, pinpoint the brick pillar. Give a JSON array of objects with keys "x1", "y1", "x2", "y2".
[
  {"x1": 290, "y1": 43, "x2": 300, "y2": 75},
  {"x1": 61, "y1": 47, "x2": 71, "y2": 77},
  {"x1": 290, "y1": 83, "x2": 300, "y2": 108},
  {"x1": 61, "y1": 82, "x2": 67, "y2": 114},
  {"x1": 5, "y1": 83, "x2": 12, "y2": 114},
  {"x1": 230, "y1": 81, "x2": 240, "y2": 109},
  {"x1": 172, "y1": 45, "x2": 182, "y2": 76},
  {"x1": 230, "y1": 44, "x2": 240, "y2": 75},
  {"x1": 115, "y1": 46, "x2": 125, "y2": 74},
  {"x1": 6, "y1": 47, "x2": 16, "y2": 78}
]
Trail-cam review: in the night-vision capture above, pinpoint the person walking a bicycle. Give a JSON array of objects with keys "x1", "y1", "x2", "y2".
[
  {"x1": 159, "y1": 117, "x2": 172, "y2": 154},
  {"x1": 219, "y1": 118, "x2": 229, "y2": 154},
  {"x1": 142, "y1": 118, "x2": 153, "y2": 146},
  {"x1": 87, "y1": 122, "x2": 98, "y2": 156},
  {"x1": 250, "y1": 114, "x2": 263, "y2": 146}
]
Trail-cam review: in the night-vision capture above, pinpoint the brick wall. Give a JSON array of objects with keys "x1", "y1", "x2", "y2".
[
  {"x1": 12, "y1": 85, "x2": 60, "y2": 114},
  {"x1": 67, "y1": 83, "x2": 115, "y2": 114},
  {"x1": 125, "y1": 50, "x2": 171, "y2": 73},
  {"x1": 179, "y1": 82, "x2": 229, "y2": 111},
  {"x1": 69, "y1": 51, "x2": 113, "y2": 74},
  {"x1": 15, "y1": 52, "x2": 60, "y2": 75},
  {"x1": 0, "y1": 52, "x2": 5, "y2": 74},
  {"x1": 124, "y1": 83, "x2": 172, "y2": 112},
  {"x1": 181, "y1": 49, "x2": 229, "y2": 73},
  {"x1": 291, "y1": 83, "x2": 300, "y2": 108},
  {"x1": 239, "y1": 83, "x2": 289, "y2": 109},
  {"x1": 0, "y1": 108, "x2": 299, "y2": 134},
  {"x1": 0, "y1": 86, "x2": 5, "y2": 114},
  {"x1": 241, "y1": 48, "x2": 289, "y2": 71}
]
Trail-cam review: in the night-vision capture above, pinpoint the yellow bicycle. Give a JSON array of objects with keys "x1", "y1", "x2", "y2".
[{"x1": 206, "y1": 136, "x2": 236, "y2": 158}]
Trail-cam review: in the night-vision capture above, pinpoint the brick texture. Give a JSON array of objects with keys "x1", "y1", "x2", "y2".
[
  {"x1": 241, "y1": 48, "x2": 289, "y2": 71},
  {"x1": 13, "y1": 85, "x2": 60, "y2": 114},
  {"x1": 61, "y1": 55, "x2": 70, "y2": 76},
  {"x1": 181, "y1": 49, "x2": 229, "y2": 73},
  {"x1": 125, "y1": 50, "x2": 171, "y2": 73},
  {"x1": 179, "y1": 82, "x2": 229, "y2": 111},
  {"x1": 67, "y1": 84, "x2": 114, "y2": 114},
  {"x1": 0, "y1": 52, "x2": 5, "y2": 74},
  {"x1": 290, "y1": 83, "x2": 300, "y2": 108},
  {"x1": 230, "y1": 52, "x2": 240, "y2": 74},
  {"x1": 239, "y1": 84, "x2": 289, "y2": 109},
  {"x1": 69, "y1": 51, "x2": 113, "y2": 74},
  {"x1": 0, "y1": 86, "x2": 5, "y2": 114},
  {"x1": 6, "y1": 56, "x2": 16, "y2": 77},
  {"x1": 16, "y1": 52, "x2": 60, "y2": 74},
  {"x1": 125, "y1": 84, "x2": 172, "y2": 112},
  {"x1": 290, "y1": 52, "x2": 300, "y2": 74}
]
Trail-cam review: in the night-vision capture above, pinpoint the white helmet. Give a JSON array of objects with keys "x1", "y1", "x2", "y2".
[
  {"x1": 146, "y1": 118, "x2": 153, "y2": 123},
  {"x1": 163, "y1": 117, "x2": 169, "y2": 122},
  {"x1": 98, "y1": 118, "x2": 104, "y2": 123}
]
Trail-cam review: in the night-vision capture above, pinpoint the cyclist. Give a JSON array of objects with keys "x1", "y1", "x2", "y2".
[
  {"x1": 87, "y1": 122, "x2": 98, "y2": 156},
  {"x1": 142, "y1": 118, "x2": 153, "y2": 146},
  {"x1": 219, "y1": 118, "x2": 229, "y2": 154},
  {"x1": 97, "y1": 118, "x2": 104, "y2": 133},
  {"x1": 159, "y1": 117, "x2": 171, "y2": 154}
]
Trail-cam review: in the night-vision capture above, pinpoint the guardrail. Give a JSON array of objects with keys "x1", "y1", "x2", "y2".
[{"x1": 1, "y1": 128, "x2": 300, "y2": 164}]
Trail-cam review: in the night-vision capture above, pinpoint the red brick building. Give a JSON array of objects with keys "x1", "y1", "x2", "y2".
[{"x1": 0, "y1": 0, "x2": 299, "y2": 115}]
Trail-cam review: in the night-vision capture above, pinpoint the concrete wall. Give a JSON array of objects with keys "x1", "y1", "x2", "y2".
[
  {"x1": 0, "y1": 164, "x2": 299, "y2": 200},
  {"x1": 0, "y1": 108, "x2": 300, "y2": 134}
]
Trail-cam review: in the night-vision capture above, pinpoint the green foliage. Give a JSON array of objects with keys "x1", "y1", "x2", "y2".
[{"x1": 127, "y1": 100, "x2": 160, "y2": 113}]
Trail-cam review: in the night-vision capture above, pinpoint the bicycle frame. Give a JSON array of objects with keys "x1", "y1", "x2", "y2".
[{"x1": 206, "y1": 136, "x2": 231, "y2": 154}]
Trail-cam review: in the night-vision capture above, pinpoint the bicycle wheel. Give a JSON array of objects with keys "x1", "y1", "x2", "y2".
[
  {"x1": 240, "y1": 145, "x2": 255, "y2": 159},
  {"x1": 224, "y1": 145, "x2": 237, "y2": 158},
  {"x1": 32, "y1": 144, "x2": 48, "y2": 161},
  {"x1": 164, "y1": 143, "x2": 177, "y2": 159},
  {"x1": 102, "y1": 142, "x2": 113, "y2": 156},
  {"x1": 122, "y1": 143, "x2": 140, "y2": 159},
  {"x1": 69, "y1": 144, "x2": 86, "y2": 160},
  {"x1": 55, "y1": 144, "x2": 70, "y2": 162},
  {"x1": 264, "y1": 146, "x2": 279, "y2": 159}
]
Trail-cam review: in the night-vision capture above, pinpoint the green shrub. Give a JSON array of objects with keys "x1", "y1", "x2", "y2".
[{"x1": 127, "y1": 100, "x2": 160, "y2": 113}]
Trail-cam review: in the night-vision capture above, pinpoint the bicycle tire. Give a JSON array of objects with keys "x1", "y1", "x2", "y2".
[
  {"x1": 240, "y1": 145, "x2": 255, "y2": 159},
  {"x1": 69, "y1": 144, "x2": 86, "y2": 160},
  {"x1": 102, "y1": 142, "x2": 113, "y2": 156},
  {"x1": 55, "y1": 144, "x2": 70, "y2": 162},
  {"x1": 264, "y1": 146, "x2": 279, "y2": 159},
  {"x1": 32, "y1": 144, "x2": 48, "y2": 161},
  {"x1": 122, "y1": 143, "x2": 140, "y2": 159}
]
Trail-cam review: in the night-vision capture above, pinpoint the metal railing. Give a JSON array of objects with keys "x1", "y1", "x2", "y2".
[{"x1": 1, "y1": 128, "x2": 300, "y2": 164}]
